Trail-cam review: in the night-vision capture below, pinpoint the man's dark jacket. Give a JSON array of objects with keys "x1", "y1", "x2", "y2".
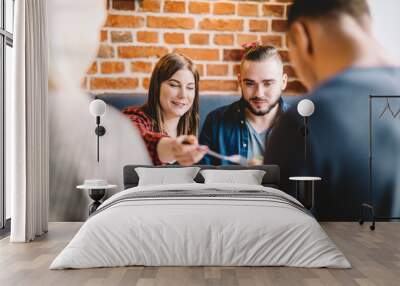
[{"x1": 200, "y1": 98, "x2": 289, "y2": 165}]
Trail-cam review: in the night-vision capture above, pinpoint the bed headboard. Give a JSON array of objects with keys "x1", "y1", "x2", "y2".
[{"x1": 123, "y1": 165, "x2": 280, "y2": 189}]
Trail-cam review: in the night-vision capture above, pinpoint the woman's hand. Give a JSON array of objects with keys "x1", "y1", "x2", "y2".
[
  {"x1": 173, "y1": 135, "x2": 208, "y2": 166},
  {"x1": 157, "y1": 135, "x2": 208, "y2": 165}
]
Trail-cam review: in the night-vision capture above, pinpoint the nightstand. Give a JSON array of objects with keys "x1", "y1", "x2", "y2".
[
  {"x1": 289, "y1": 176, "x2": 321, "y2": 210},
  {"x1": 77, "y1": 183, "x2": 117, "y2": 215}
]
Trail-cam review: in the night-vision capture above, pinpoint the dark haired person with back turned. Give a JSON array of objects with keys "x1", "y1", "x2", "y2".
[
  {"x1": 200, "y1": 45, "x2": 289, "y2": 165},
  {"x1": 264, "y1": 0, "x2": 400, "y2": 220}
]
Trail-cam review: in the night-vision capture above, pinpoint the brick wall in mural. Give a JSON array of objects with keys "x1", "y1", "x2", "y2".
[{"x1": 83, "y1": 0, "x2": 305, "y2": 96}]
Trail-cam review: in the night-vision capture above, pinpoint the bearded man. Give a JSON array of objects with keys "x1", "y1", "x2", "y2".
[{"x1": 199, "y1": 45, "x2": 289, "y2": 165}]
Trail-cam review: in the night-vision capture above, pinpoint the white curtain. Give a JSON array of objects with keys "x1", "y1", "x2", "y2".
[{"x1": 8, "y1": 0, "x2": 49, "y2": 242}]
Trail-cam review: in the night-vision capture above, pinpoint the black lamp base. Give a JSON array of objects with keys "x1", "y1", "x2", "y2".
[
  {"x1": 88, "y1": 188, "x2": 106, "y2": 215},
  {"x1": 295, "y1": 180, "x2": 314, "y2": 210},
  {"x1": 95, "y1": 125, "x2": 106, "y2": 136}
]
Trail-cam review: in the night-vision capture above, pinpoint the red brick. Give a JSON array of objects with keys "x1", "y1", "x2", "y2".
[
  {"x1": 105, "y1": 15, "x2": 144, "y2": 28},
  {"x1": 131, "y1": 62, "x2": 153, "y2": 73},
  {"x1": 223, "y1": 49, "x2": 242, "y2": 62},
  {"x1": 111, "y1": 31, "x2": 132, "y2": 43},
  {"x1": 285, "y1": 33, "x2": 290, "y2": 48},
  {"x1": 100, "y1": 30, "x2": 108, "y2": 42},
  {"x1": 173, "y1": 48, "x2": 219, "y2": 61},
  {"x1": 283, "y1": 65, "x2": 297, "y2": 77},
  {"x1": 101, "y1": 61, "x2": 125, "y2": 74},
  {"x1": 207, "y1": 64, "x2": 228, "y2": 76},
  {"x1": 249, "y1": 20, "x2": 269, "y2": 32},
  {"x1": 213, "y1": 2, "x2": 235, "y2": 15},
  {"x1": 272, "y1": 19, "x2": 288, "y2": 32},
  {"x1": 279, "y1": 50, "x2": 290, "y2": 62},
  {"x1": 200, "y1": 80, "x2": 238, "y2": 92},
  {"x1": 97, "y1": 44, "x2": 115, "y2": 58},
  {"x1": 189, "y1": 2, "x2": 210, "y2": 14},
  {"x1": 233, "y1": 64, "x2": 241, "y2": 76},
  {"x1": 147, "y1": 16, "x2": 195, "y2": 29},
  {"x1": 164, "y1": 1, "x2": 185, "y2": 13},
  {"x1": 196, "y1": 64, "x2": 204, "y2": 77},
  {"x1": 118, "y1": 46, "x2": 168, "y2": 58},
  {"x1": 237, "y1": 34, "x2": 258, "y2": 46},
  {"x1": 214, "y1": 34, "x2": 234, "y2": 46},
  {"x1": 143, "y1": 78, "x2": 150, "y2": 89},
  {"x1": 140, "y1": 0, "x2": 161, "y2": 12},
  {"x1": 199, "y1": 19, "x2": 243, "y2": 32},
  {"x1": 90, "y1": 78, "x2": 139, "y2": 90},
  {"x1": 87, "y1": 62, "x2": 97, "y2": 74},
  {"x1": 286, "y1": 80, "x2": 307, "y2": 94},
  {"x1": 189, "y1": 33, "x2": 209, "y2": 45},
  {"x1": 260, "y1": 35, "x2": 283, "y2": 48},
  {"x1": 164, "y1": 33, "x2": 185, "y2": 44},
  {"x1": 112, "y1": 0, "x2": 135, "y2": 10},
  {"x1": 263, "y1": 4, "x2": 285, "y2": 17},
  {"x1": 137, "y1": 31, "x2": 158, "y2": 43},
  {"x1": 238, "y1": 3, "x2": 258, "y2": 17}
]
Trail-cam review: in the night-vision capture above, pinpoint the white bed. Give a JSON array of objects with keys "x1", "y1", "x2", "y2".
[{"x1": 50, "y1": 183, "x2": 350, "y2": 269}]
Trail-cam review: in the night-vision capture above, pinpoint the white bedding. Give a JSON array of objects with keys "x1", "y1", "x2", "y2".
[{"x1": 50, "y1": 183, "x2": 351, "y2": 269}]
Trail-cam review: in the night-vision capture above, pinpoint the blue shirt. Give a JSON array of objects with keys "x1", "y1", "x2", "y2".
[
  {"x1": 199, "y1": 98, "x2": 290, "y2": 165},
  {"x1": 246, "y1": 120, "x2": 269, "y2": 160}
]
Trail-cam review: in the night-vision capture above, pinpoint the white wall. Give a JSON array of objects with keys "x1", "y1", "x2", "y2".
[{"x1": 368, "y1": 0, "x2": 400, "y2": 62}]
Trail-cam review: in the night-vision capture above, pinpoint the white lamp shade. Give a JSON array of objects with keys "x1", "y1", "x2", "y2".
[
  {"x1": 89, "y1": 99, "x2": 106, "y2": 117},
  {"x1": 297, "y1": 99, "x2": 315, "y2": 117}
]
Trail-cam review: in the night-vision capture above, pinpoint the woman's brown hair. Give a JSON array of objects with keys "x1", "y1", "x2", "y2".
[{"x1": 142, "y1": 53, "x2": 200, "y2": 136}]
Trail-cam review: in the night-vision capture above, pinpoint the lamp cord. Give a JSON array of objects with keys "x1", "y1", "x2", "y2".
[
  {"x1": 304, "y1": 116, "x2": 308, "y2": 164},
  {"x1": 97, "y1": 124, "x2": 100, "y2": 162},
  {"x1": 96, "y1": 116, "x2": 100, "y2": 163}
]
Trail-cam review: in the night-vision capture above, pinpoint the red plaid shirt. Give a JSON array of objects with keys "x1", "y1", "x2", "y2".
[{"x1": 123, "y1": 106, "x2": 168, "y2": 165}]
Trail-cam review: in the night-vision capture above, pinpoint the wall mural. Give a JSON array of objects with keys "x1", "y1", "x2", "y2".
[{"x1": 48, "y1": 0, "x2": 400, "y2": 222}]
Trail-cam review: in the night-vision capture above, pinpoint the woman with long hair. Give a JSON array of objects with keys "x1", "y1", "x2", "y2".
[{"x1": 124, "y1": 53, "x2": 207, "y2": 165}]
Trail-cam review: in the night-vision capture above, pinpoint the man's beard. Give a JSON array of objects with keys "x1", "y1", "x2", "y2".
[{"x1": 242, "y1": 95, "x2": 280, "y2": 116}]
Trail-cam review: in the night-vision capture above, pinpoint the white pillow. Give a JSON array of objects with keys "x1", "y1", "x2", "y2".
[
  {"x1": 135, "y1": 167, "x2": 200, "y2": 186},
  {"x1": 200, "y1": 169, "x2": 266, "y2": 185}
]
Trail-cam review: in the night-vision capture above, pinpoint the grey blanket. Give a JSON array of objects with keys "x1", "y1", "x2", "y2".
[{"x1": 91, "y1": 189, "x2": 310, "y2": 218}]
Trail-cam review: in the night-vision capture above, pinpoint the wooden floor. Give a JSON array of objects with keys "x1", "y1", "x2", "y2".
[{"x1": 0, "y1": 222, "x2": 399, "y2": 286}]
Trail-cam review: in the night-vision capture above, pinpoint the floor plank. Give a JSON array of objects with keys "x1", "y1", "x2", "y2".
[{"x1": 0, "y1": 222, "x2": 399, "y2": 286}]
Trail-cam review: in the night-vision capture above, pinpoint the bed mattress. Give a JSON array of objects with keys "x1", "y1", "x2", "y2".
[{"x1": 50, "y1": 183, "x2": 350, "y2": 269}]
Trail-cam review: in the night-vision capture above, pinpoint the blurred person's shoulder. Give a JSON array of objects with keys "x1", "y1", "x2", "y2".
[{"x1": 311, "y1": 66, "x2": 400, "y2": 101}]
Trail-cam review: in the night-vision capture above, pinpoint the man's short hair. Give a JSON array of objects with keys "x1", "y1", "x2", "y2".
[
  {"x1": 288, "y1": 0, "x2": 370, "y2": 26},
  {"x1": 241, "y1": 45, "x2": 283, "y2": 68}
]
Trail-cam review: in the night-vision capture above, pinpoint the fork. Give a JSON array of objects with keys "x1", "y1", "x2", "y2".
[
  {"x1": 182, "y1": 140, "x2": 249, "y2": 166},
  {"x1": 205, "y1": 149, "x2": 249, "y2": 166}
]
